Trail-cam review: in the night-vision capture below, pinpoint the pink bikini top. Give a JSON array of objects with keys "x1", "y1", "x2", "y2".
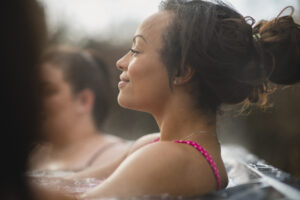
[{"x1": 151, "y1": 138, "x2": 221, "y2": 190}]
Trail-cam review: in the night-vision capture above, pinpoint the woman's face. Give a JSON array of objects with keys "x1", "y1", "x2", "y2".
[
  {"x1": 116, "y1": 11, "x2": 173, "y2": 114},
  {"x1": 41, "y1": 63, "x2": 79, "y2": 140}
]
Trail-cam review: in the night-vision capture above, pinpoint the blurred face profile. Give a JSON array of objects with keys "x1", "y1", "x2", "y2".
[
  {"x1": 41, "y1": 63, "x2": 79, "y2": 140},
  {"x1": 116, "y1": 11, "x2": 173, "y2": 114}
]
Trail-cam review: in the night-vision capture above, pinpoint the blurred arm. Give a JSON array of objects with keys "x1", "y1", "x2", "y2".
[{"x1": 69, "y1": 133, "x2": 160, "y2": 180}]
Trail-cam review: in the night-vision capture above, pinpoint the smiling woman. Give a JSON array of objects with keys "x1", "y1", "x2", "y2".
[{"x1": 78, "y1": 0, "x2": 300, "y2": 199}]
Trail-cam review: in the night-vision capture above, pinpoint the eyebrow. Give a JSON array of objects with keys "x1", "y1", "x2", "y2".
[{"x1": 133, "y1": 34, "x2": 147, "y2": 44}]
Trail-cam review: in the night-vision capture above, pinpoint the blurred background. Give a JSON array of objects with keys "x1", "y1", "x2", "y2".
[{"x1": 37, "y1": 0, "x2": 300, "y2": 178}]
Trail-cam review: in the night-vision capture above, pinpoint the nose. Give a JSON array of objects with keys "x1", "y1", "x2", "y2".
[{"x1": 116, "y1": 54, "x2": 128, "y2": 71}]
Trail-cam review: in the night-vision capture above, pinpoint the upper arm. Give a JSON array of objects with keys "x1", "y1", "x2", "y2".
[{"x1": 81, "y1": 142, "x2": 186, "y2": 199}]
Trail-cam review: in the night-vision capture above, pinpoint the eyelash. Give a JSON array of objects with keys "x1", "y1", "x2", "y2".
[{"x1": 130, "y1": 48, "x2": 140, "y2": 56}]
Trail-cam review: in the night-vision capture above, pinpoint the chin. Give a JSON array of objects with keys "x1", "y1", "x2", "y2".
[
  {"x1": 117, "y1": 95, "x2": 133, "y2": 109},
  {"x1": 117, "y1": 94, "x2": 143, "y2": 112}
]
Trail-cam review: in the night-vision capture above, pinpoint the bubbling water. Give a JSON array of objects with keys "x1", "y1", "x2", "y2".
[{"x1": 28, "y1": 170, "x2": 103, "y2": 195}]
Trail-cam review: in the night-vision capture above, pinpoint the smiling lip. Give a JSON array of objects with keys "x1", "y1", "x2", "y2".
[{"x1": 118, "y1": 75, "x2": 130, "y2": 88}]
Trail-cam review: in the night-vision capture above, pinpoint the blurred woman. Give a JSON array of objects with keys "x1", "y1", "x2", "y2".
[
  {"x1": 80, "y1": 0, "x2": 300, "y2": 199},
  {"x1": 29, "y1": 47, "x2": 130, "y2": 173}
]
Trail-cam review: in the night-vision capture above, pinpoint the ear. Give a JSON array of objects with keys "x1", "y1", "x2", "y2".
[
  {"x1": 75, "y1": 88, "x2": 95, "y2": 114},
  {"x1": 173, "y1": 66, "x2": 195, "y2": 86}
]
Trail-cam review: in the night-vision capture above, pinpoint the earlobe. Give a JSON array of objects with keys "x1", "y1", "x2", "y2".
[{"x1": 173, "y1": 66, "x2": 195, "y2": 85}]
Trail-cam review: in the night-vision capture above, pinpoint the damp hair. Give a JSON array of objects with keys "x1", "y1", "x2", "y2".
[
  {"x1": 41, "y1": 46, "x2": 112, "y2": 129},
  {"x1": 159, "y1": 0, "x2": 300, "y2": 115}
]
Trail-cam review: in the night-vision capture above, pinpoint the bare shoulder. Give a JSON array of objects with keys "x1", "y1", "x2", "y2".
[
  {"x1": 82, "y1": 141, "x2": 200, "y2": 199},
  {"x1": 83, "y1": 138, "x2": 228, "y2": 199},
  {"x1": 127, "y1": 140, "x2": 187, "y2": 166},
  {"x1": 118, "y1": 141, "x2": 227, "y2": 194},
  {"x1": 126, "y1": 132, "x2": 160, "y2": 156},
  {"x1": 117, "y1": 141, "x2": 186, "y2": 173}
]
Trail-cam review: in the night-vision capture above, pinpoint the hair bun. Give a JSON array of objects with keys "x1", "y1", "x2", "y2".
[{"x1": 254, "y1": 6, "x2": 300, "y2": 85}]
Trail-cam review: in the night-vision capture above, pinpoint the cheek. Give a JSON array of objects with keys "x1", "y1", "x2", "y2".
[
  {"x1": 128, "y1": 57, "x2": 169, "y2": 86},
  {"x1": 44, "y1": 95, "x2": 64, "y2": 110},
  {"x1": 44, "y1": 93, "x2": 73, "y2": 116},
  {"x1": 128, "y1": 61, "x2": 151, "y2": 83},
  {"x1": 42, "y1": 95, "x2": 77, "y2": 133},
  {"x1": 119, "y1": 58, "x2": 171, "y2": 110}
]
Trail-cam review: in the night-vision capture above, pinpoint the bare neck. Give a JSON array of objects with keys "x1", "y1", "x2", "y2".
[{"x1": 153, "y1": 89, "x2": 217, "y2": 141}]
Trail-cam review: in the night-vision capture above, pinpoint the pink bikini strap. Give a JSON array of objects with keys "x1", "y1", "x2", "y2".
[
  {"x1": 151, "y1": 137, "x2": 160, "y2": 143},
  {"x1": 174, "y1": 140, "x2": 221, "y2": 190},
  {"x1": 151, "y1": 138, "x2": 221, "y2": 190}
]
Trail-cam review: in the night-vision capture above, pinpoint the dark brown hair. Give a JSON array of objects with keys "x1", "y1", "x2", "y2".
[
  {"x1": 253, "y1": 6, "x2": 300, "y2": 85},
  {"x1": 41, "y1": 47, "x2": 112, "y2": 129},
  {"x1": 159, "y1": 0, "x2": 300, "y2": 114}
]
